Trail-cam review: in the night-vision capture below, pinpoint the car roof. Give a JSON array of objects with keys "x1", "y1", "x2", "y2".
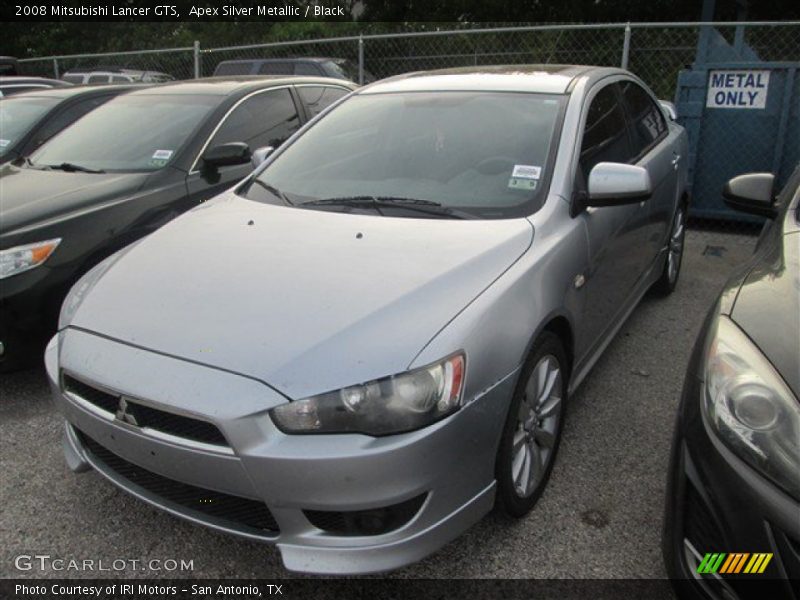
[
  {"x1": 218, "y1": 57, "x2": 337, "y2": 64},
  {"x1": 358, "y1": 64, "x2": 625, "y2": 95},
  {"x1": 127, "y1": 75, "x2": 357, "y2": 96},
  {"x1": 3, "y1": 83, "x2": 146, "y2": 100},
  {"x1": 63, "y1": 66, "x2": 170, "y2": 75}
]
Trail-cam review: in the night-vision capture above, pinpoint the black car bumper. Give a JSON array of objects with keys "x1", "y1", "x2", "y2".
[
  {"x1": 663, "y1": 370, "x2": 800, "y2": 600},
  {"x1": 0, "y1": 264, "x2": 72, "y2": 369}
]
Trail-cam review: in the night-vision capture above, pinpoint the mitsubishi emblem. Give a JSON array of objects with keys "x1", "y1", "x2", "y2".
[{"x1": 115, "y1": 397, "x2": 139, "y2": 427}]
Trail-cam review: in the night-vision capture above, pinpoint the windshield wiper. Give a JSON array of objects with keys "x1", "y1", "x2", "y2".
[
  {"x1": 301, "y1": 196, "x2": 469, "y2": 219},
  {"x1": 44, "y1": 162, "x2": 105, "y2": 174},
  {"x1": 249, "y1": 179, "x2": 294, "y2": 205}
]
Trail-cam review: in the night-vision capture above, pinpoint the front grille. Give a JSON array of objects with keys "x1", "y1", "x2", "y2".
[
  {"x1": 63, "y1": 374, "x2": 228, "y2": 447},
  {"x1": 304, "y1": 494, "x2": 426, "y2": 536},
  {"x1": 77, "y1": 429, "x2": 279, "y2": 535},
  {"x1": 684, "y1": 482, "x2": 725, "y2": 552}
]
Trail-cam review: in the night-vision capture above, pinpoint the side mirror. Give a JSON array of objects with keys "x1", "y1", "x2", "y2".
[
  {"x1": 586, "y1": 162, "x2": 652, "y2": 207},
  {"x1": 251, "y1": 146, "x2": 275, "y2": 169},
  {"x1": 659, "y1": 100, "x2": 677, "y2": 121},
  {"x1": 722, "y1": 173, "x2": 777, "y2": 219},
  {"x1": 202, "y1": 142, "x2": 251, "y2": 169}
]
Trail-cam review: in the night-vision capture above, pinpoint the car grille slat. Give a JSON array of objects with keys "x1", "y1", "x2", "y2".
[
  {"x1": 76, "y1": 429, "x2": 279, "y2": 534},
  {"x1": 63, "y1": 374, "x2": 228, "y2": 447}
]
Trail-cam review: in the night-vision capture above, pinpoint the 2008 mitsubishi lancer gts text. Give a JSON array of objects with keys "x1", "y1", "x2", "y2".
[{"x1": 46, "y1": 65, "x2": 688, "y2": 574}]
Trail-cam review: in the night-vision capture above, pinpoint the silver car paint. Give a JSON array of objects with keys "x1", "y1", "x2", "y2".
[{"x1": 48, "y1": 66, "x2": 688, "y2": 574}]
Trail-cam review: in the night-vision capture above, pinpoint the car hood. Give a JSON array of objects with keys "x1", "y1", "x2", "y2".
[
  {"x1": 730, "y1": 231, "x2": 800, "y2": 399},
  {"x1": 69, "y1": 193, "x2": 534, "y2": 399},
  {"x1": 0, "y1": 164, "x2": 149, "y2": 237}
]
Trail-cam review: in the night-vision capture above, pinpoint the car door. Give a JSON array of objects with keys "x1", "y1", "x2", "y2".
[
  {"x1": 575, "y1": 81, "x2": 652, "y2": 351},
  {"x1": 185, "y1": 87, "x2": 303, "y2": 203},
  {"x1": 619, "y1": 79, "x2": 677, "y2": 264}
]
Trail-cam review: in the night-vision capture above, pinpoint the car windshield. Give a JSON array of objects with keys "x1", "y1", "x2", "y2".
[
  {"x1": 0, "y1": 96, "x2": 59, "y2": 157},
  {"x1": 29, "y1": 94, "x2": 217, "y2": 172},
  {"x1": 243, "y1": 91, "x2": 565, "y2": 219}
]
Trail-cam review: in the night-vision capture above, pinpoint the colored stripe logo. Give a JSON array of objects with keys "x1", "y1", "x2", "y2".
[{"x1": 697, "y1": 552, "x2": 772, "y2": 574}]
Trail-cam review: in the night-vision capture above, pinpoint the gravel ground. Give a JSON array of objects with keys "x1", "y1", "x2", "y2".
[{"x1": 0, "y1": 230, "x2": 756, "y2": 580}]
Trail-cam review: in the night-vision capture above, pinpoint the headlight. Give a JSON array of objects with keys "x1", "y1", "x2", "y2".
[
  {"x1": 0, "y1": 239, "x2": 61, "y2": 279},
  {"x1": 702, "y1": 315, "x2": 800, "y2": 500},
  {"x1": 270, "y1": 353, "x2": 465, "y2": 436}
]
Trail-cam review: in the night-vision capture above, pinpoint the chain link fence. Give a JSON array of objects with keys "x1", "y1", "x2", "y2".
[{"x1": 15, "y1": 22, "x2": 800, "y2": 235}]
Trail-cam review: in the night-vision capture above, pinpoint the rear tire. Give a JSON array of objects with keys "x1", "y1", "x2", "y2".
[
  {"x1": 652, "y1": 204, "x2": 686, "y2": 296},
  {"x1": 495, "y1": 332, "x2": 568, "y2": 518}
]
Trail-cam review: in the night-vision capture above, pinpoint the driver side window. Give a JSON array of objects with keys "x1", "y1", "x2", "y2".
[
  {"x1": 209, "y1": 88, "x2": 301, "y2": 153},
  {"x1": 579, "y1": 83, "x2": 634, "y2": 180}
]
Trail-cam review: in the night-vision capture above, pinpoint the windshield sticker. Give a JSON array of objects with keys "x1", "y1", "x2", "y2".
[
  {"x1": 509, "y1": 177, "x2": 538, "y2": 191},
  {"x1": 152, "y1": 149, "x2": 174, "y2": 160},
  {"x1": 512, "y1": 164, "x2": 542, "y2": 180},
  {"x1": 0, "y1": 139, "x2": 10, "y2": 147}
]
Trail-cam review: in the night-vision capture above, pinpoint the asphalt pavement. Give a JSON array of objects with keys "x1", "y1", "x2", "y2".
[{"x1": 0, "y1": 229, "x2": 756, "y2": 580}]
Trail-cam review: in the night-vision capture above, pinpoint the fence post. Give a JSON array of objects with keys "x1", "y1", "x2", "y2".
[
  {"x1": 358, "y1": 34, "x2": 364, "y2": 85},
  {"x1": 621, "y1": 23, "x2": 631, "y2": 69},
  {"x1": 193, "y1": 40, "x2": 201, "y2": 79},
  {"x1": 53, "y1": 58, "x2": 60, "y2": 79}
]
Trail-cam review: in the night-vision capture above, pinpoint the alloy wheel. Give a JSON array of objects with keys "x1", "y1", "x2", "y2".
[{"x1": 511, "y1": 355, "x2": 563, "y2": 498}]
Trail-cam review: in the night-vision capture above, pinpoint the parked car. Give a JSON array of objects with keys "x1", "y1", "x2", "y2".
[
  {"x1": 61, "y1": 67, "x2": 174, "y2": 85},
  {"x1": 0, "y1": 76, "x2": 356, "y2": 370},
  {"x1": 0, "y1": 56, "x2": 19, "y2": 76},
  {"x1": 0, "y1": 84, "x2": 142, "y2": 165},
  {"x1": 214, "y1": 57, "x2": 375, "y2": 83},
  {"x1": 663, "y1": 164, "x2": 800, "y2": 598},
  {"x1": 0, "y1": 76, "x2": 71, "y2": 97},
  {"x1": 46, "y1": 65, "x2": 688, "y2": 573}
]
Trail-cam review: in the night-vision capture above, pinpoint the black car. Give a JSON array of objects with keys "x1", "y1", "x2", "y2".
[
  {"x1": 0, "y1": 56, "x2": 19, "y2": 76},
  {"x1": 663, "y1": 164, "x2": 800, "y2": 599},
  {"x1": 0, "y1": 76, "x2": 356, "y2": 370},
  {"x1": 0, "y1": 85, "x2": 142, "y2": 165},
  {"x1": 0, "y1": 76, "x2": 71, "y2": 97},
  {"x1": 213, "y1": 57, "x2": 375, "y2": 83}
]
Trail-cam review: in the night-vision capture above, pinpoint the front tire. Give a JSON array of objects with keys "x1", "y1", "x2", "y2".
[
  {"x1": 495, "y1": 332, "x2": 568, "y2": 518},
  {"x1": 652, "y1": 204, "x2": 686, "y2": 296}
]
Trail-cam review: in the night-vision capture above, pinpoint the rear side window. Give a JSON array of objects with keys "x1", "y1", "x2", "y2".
[
  {"x1": 208, "y1": 88, "x2": 300, "y2": 152},
  {"x1": 579, "y1": 83, "x2": 633, "y2": 177},
  {"x1": 297, "y1": 86, "x2": 349, "y2": 118},
  {"x1": 111, "y1": 75, "x2": 131, "y2": 83},
  {"x1": 257, "y1": 62, "x2": 294, "y2": 75},
  {"x1": 294, "y1": 63, "x2": 323, "y2": 76},
  {"x1": 620, "y1": 80, "x2": 668, "y2": 157},
  {"x1": 215, "y1": 62, "x2": 252, "y2": 76}
]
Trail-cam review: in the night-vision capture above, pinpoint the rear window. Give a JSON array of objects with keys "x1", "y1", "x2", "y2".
[
  {"x1": 214, "y1": 62, "x2": 253, "y2": 76},
  {"x1": 257, "y1": 62, "x2": 294, "y2": 75},
  {"x1": 62, "y1": 75, "x2": 84, "y2": 84}
]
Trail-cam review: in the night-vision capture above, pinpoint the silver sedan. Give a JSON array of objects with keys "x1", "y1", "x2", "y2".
[{"x1": 47, "y1": 65, "x2": 688, "y2": 574}]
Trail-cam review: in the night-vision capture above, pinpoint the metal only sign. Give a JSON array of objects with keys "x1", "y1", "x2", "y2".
[{"x1": 706, "y1": 70, "x2": 770, "y2": 109}]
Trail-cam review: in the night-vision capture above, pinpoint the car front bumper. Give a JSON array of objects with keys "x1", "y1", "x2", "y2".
[
  {"x1": 46, "y1": 329, "x2": 513, "y2": 574},
  {"x1": 0, "y1": 256, "x2": 82, "y2": 369},
  {"x1": 663, "y1": 370, "x2": 800, "y2": 600}
]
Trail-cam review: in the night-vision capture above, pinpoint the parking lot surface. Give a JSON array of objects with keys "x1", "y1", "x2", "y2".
[{"x1": 0, "y1": 230, "x2": 756, "y2": 579}]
